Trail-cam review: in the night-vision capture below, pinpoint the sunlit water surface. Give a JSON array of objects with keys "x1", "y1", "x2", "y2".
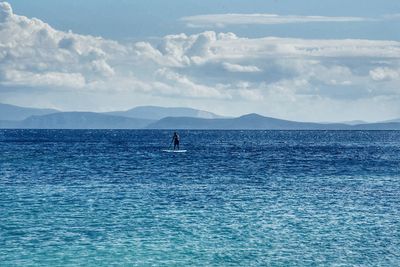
[{"x1": 1, "y1": 130, "x2": 399, "y2": 266}]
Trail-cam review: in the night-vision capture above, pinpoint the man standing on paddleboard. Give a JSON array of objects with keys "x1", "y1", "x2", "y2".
[{"x1": 172, "y1": 132, "x2": 180, "y2": 150}]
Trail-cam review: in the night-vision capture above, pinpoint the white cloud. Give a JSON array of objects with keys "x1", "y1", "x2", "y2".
[
  {"x1": 181, "y1": 13, "x2": 400, "y2": 29},
  {"x1": 0, "y1": 1, "x2": 12, "y2": 22},
  {"x1": 369, "y1": 67, "x2": 400, "y2": 81},
  {"x1": 222, "y1": 62, "x2": 261, "y2": 73},
  {"x1": 181, "y1": 13, "x2": 368, "y2": 28},
  {"x1": 1, "y1": 69, "x2": 86, "y2": 88},
  {"x1": 1, "y1": 2, "x2": 400, "y2": 121},
  {"x1": 154, "y1": 68, "x2": 229, "y2": 99},
  {"x1": 0, "y1": 2, "x2": 126, "y2": 88}
]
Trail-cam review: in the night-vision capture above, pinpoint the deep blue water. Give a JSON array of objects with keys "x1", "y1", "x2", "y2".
[{"x1": 1, "y1": 130, "x2": 399, "y2": 266}]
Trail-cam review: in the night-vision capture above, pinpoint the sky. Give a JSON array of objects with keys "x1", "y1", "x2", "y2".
[{"x1": 1, "y1": 0, "x2": 400, "y2": 121}]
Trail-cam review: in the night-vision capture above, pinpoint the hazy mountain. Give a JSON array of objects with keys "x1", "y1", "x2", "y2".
[
  {"x1": 383, "y1": 118, "x2": 400, "y2": 123},
  {"x1": 351, "y1": 122, "x2": 400, "y2": 130},
  {"x1": 1, "y1": 104, "x2": 400, "y2": 130},
  {"x1": 147, "y1": 113, "x2": 353, "y2": 130},
  {"x1": 0, "y1": 103, "x2": 59, "y2": 121},
  {"x1": 339, "y1": 120, "x2": 369, "y2": 125},
  {"x1": 4, "y1": 112, "x2": 153, "y2": 129},
  {"x1": 147, "y1": 113, "x2": 400, "y2": 130},
  {"x1": 106, "y1": 106, "x2": 223, "y2": 120}
]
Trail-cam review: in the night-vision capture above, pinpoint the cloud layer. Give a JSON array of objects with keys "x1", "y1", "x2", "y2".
[
  {"x1": 181, "y1": 13, "x2": 368, "y2": 28},
  {"x1": 1, "y1": 2, "x2": 400, "y2": 121}
]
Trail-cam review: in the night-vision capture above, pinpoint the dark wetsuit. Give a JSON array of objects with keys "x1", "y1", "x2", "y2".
[{"x1": 172, "y1": 133, "x2": 180, "y2": 150}]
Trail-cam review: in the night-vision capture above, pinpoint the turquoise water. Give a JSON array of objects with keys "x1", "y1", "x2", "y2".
[{"x1": 1, "y1": 130, "x2": 399, "y2": 266}]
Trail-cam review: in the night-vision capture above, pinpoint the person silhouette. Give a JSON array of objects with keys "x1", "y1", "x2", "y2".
[{"x1": 172, "y1": 132, "x2": 180, "y2": 150}]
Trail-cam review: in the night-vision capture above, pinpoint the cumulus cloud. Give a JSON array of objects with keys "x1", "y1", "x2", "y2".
[
  {"x1": 154, "y1": 68, "x2": 229, "y2": 99},
  {"x1": 0, "y1": 2, "x2": 125, "y2": 87},
  {"x1": 0, "y1": 1, "x2": 12, "y2": 22},
  {"x1": 181, "y1": 13, "x2": 368, "y2": 28},
  {"x1": 1, "y1": 2, "x2": 400, "y2": 121}
]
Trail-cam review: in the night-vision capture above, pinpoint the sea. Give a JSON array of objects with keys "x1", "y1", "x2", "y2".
[{"x1": 0, "y1": 129, "x2": 399, "y2": 266}]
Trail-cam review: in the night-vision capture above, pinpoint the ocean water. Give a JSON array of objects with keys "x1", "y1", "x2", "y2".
[{"x1": 0, "y1": 130, "x2": 399, "y2": 266}]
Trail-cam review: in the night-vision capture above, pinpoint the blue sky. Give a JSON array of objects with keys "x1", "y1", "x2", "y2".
[
  {"x1": 8, "y1": 0, "x2": 400, "y2": 40},
  {"x1": 1, "y1": 1, "x2": 400, "y2": 121}
]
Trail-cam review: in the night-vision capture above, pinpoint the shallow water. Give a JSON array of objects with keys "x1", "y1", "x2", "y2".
[{"x1": 1, "y1": 130, "x2": 399, "y2": 266}]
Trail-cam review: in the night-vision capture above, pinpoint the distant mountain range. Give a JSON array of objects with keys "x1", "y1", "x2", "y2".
[
  {"x1": 0, "y1": 112, "x2": 151, "y2": 129},
  {"x1": 0, "y1": 103, "x2": 59, "y2": 121},
  {"x1": 106, "y1": 106, "x2": 222, "y2": 120},
  {"x1": 147, "y1": 114, "x2": 400, "y2": 130},
  {"x1": 1, "y1": 103, "x2": 400, "y2": 130},
  {"x1": 384, "y1": 118, "x2": 400, "y2": 123}
]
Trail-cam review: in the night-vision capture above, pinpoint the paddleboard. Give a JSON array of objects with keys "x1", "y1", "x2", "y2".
[{"x1": 162, "y1": 149, "x2": 187, "y2": 153}]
